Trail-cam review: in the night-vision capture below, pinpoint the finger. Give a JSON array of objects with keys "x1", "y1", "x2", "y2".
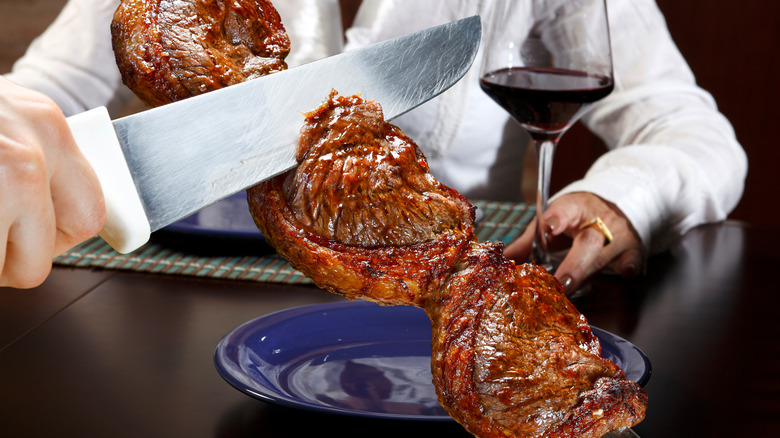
[
  {"x1": 540, "y1": 200, "x2": 582, "y2": 239},
  {"x1": 0, "y1": 125, "x2": 57, "y2": 287},
  {"x1": 504, "y1": 217, "x2": 535, "y2": 262},
  {"x1": 555, "y1": 225, "x2": 624, "y2": 295},
  {"x1": 2, "y1": 213, "x2": 57, "y2": 288},
  {"x1": 504, "y1": 199, "x2": 578, "y2": 263},
  {"x1": 616, "y1": 247, "x2": 644, "y2": 279},
  {"x1": 47, "y1": 124, "x2": 106, "y2": 255},
  {"x1": 0, "y1": 169, "x2": 57, "y2": 288},
  {"x1": 0, "y1": 223, "x2": 10, "y2": 286}
]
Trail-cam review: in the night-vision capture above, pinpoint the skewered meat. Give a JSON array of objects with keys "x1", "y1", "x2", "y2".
[
  {"x1": 111, "y1": 0, "x2": 289, "y2": 107},
  {"x1": 431, "y1": 243, "x2": 647, "y2": 437},
  {"x1": 248, "y1": 92, "x2": 647, "y2": 437},
  {"x1": 110, "y1": 0, "x2": 647, "y2": 435},
  {"x1": 249, "y1": 92, "x2": 475, "y2": 306}
]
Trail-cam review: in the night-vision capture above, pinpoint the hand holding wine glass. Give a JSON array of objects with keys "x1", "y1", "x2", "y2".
[
  {"x1": 480, "y1": 0, "x2": 616, "y2": 276},
  {"x1": 504, "y1": 192, "x2": 644, "y2": 295}
]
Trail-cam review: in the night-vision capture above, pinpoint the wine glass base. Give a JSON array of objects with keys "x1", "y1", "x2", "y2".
[
  {"x1": 567, "y1": 282, "x2": 593, "y2": 300},
  {"x1": 530, "y1": 247, "x2": 563, "y2": 274}
]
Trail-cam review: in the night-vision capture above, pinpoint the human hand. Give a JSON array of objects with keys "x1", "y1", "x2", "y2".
[
  {"x1": 504, "y1": 192, "x2": 643, "y2": 295},
  {"x1": 0, "y1": 78, "x2": 105, "y2": 288}
]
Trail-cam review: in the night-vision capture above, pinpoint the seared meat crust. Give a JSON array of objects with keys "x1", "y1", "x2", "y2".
[
  {"x1": 111, "y1": 0, "x2": 289, "y2": 107},
  {"x1": 249, "y1": 92, "x2": 475, "y2": 306},
  {"x1": 430, "y1": 243, "x2": 647, "y2": 437},
  {"x1": 284, "y1": 92, "x2": 475, "y2": 248}
]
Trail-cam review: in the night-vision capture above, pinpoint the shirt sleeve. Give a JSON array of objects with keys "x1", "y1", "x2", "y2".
[
  {"x1": 3, "y1": 0, "x2": 133, "y2": 117},
  {"x1": 555, "y1": 0, "x2": 747, "y2": 255},
  {"x1": 274, "y1": 0, "x2": 344, "y2": 67}
]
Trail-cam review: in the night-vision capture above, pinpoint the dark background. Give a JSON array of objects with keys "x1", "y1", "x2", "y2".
[{"x1": 1, "y1": 0, "x2": 778, "y2": 226}]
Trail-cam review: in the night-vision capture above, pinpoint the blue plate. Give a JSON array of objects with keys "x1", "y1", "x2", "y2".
[
  {"x1": 165, "y1": 193, "x2": 263, "y2": 241},
  {"x1": 214, "y1": 301, "x2": 651, "y2": 421}
]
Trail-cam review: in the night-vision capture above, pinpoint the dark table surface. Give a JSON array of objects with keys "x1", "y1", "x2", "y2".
[{"x1": 1, "y1": 220, "x2": 778, "y2": 437}]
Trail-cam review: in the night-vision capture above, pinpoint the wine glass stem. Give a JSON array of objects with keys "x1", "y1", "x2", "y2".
[{"x1": 532, "y1": 138, "x2": 559, "y2": 270}]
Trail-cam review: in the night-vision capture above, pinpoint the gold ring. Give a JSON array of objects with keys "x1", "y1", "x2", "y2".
[{"x1": 579, "y1": 217, "x2": 613, "y2": 246}]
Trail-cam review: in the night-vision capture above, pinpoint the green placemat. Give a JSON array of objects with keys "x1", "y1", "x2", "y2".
[{"x1": 54, "y1": 200, "x2": 534, "y2": 284}]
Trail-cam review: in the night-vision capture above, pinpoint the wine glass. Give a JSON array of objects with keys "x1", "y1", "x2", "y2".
[{"x1": 479, "y1": 0, "x2": 614, "y2": 271}]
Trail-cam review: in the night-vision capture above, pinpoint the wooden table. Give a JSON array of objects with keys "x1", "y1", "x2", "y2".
[{"x1": 1, "y1": 220, "x2": 777, "y2": 437}]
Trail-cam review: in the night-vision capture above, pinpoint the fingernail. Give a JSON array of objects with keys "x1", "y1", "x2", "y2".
[
  {"x1": 546, "y1": 216, "x2": 560, "y2": 235},
  {"x1": 622, "y1": 263, "x2": 639, "y2": 278},
  {"x1": 559, "y1": 275, "x2": 573, "y2": 293}
]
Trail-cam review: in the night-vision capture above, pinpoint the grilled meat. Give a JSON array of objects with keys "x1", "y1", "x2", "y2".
[
  {"x1": 431, "y1": 242, "x2": 647, "y2": 437},
  {"x1": 248, "y1": 91, "x2": 475, "y2": 306},
  {"x1": 111, "y1": 1, "x2": 647, "y2": 435},
  {"x1": 248, "y1": 92, "x2": 648, "y2": 437},
  {"x1": 111, "y1": 0, "x2": 289, "y2": 107}
]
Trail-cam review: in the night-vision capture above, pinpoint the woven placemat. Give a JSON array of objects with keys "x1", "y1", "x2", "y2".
[{"x1": 54, "y1": 200, "x2": 534, "y2": 284}]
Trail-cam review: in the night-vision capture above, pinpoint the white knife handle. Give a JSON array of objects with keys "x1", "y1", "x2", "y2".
[{"x1": 66, "y1": 107, "x2": 150, "y2": 253}]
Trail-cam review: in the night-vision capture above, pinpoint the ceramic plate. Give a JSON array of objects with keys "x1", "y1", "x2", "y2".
[
  {"x1": 164, "y1": 193, "x2": 262, "y2": 241},
  {"x1": 214, "y1": 301, "x2": 651, "y2": 421}
]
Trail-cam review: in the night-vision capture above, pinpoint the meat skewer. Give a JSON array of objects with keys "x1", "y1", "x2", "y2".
[
  {"x1": 248, "y1": 92, "x2": 647, "y2": 437},
  {"x1": 111, "y1": 1, "x2": 647, "y2": 436}
]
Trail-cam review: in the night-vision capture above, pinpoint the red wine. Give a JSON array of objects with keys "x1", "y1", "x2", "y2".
[{"x1": 480, "y1": 67, "x2": 613, "y2": 136}]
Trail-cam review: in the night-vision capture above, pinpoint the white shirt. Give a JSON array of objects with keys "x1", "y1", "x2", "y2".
[{"x1": 4, "y1": 0, "x2": 747, "y2": 255}]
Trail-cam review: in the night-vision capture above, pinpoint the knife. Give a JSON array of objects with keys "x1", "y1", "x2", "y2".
[{"x1": 66, "y1": 16, "x2": 481, "y2": 254}]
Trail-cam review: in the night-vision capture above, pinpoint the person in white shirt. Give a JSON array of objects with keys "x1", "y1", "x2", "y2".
[{"x1": 1, "y1": 0, "x2": 747, "y2": 292}]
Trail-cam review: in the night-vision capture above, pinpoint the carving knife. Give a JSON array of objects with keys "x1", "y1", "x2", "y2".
[{"x1": 66, "y1": 16, "x2": 481, "y2": 253}]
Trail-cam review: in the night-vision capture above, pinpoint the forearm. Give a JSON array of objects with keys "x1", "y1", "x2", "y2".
[{"x1": 560, "y1": 0, "x2": 747, "y2": 254}]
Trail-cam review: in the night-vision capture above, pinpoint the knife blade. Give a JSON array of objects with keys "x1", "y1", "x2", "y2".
[{"x1": 66, "y1": 16, "x2": 481, "y2": 254}]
